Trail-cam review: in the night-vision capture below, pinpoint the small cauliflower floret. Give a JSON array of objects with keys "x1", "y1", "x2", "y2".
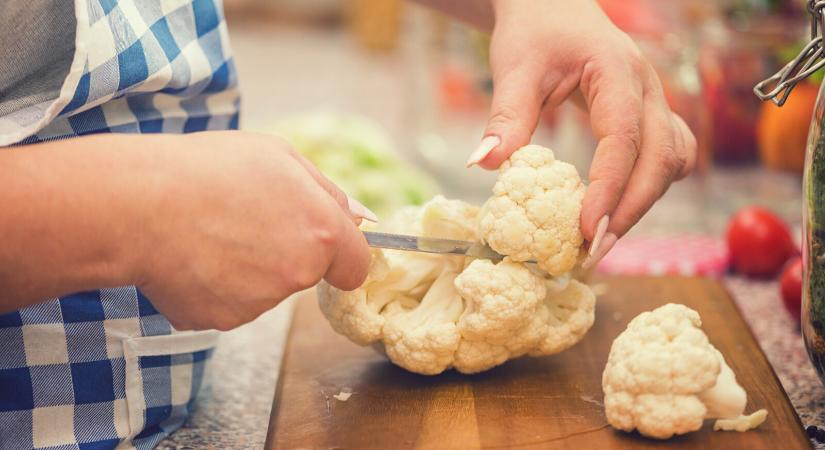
[
  {"x1": 602, "y1": 303, "x2": 768, "y2": 440},
  {"x1": 318, "y1": 197, "x2": 598, "y2": 375},
  {"x1": 478, "y1": 145, "x2": 586, "y2": 276},
  {"x1": 421, "y1": 195, "x2": 480, "y2": 241}
]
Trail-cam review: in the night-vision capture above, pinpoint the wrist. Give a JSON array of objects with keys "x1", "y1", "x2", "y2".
[{"x1": 107, "y1": 134, "x2": 178, "y2": 288}]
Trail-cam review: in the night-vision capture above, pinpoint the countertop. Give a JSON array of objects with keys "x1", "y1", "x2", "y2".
[{"x1": 158, "y1": 20, "x2": 825, "y2": 448}]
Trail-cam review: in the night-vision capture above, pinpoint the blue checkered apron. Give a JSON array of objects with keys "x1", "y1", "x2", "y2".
[{"x1": 0, "y1": 1, "x2": 239, "y2": 449}]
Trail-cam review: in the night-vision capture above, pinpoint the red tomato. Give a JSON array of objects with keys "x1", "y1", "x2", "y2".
[
  {"x1": 726, "y1": 206, "x2": 797, "y2": 278},
  {"x1": 780, "y1": 256, "x2": 803, "y2": 322}
]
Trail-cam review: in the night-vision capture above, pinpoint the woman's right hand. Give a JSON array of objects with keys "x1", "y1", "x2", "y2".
[{"x1": 131, "y1": 131, "x2": 372, "y2": 331}]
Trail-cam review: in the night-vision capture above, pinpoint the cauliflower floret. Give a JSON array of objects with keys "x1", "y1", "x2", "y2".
[
  {"x1": 602, "y1": 303, "x2": 767, "y2": 439},
  {"x1": 478, "y1": 144, "x2": 586, "y2": 276},
  {"x1": 318, "y1": 196, "x2": 597, "y2": 375},
  {"x1": 452, "y1": 258, "x2": 547, "y2": 373},
  {"x1": 421, "y1": 195, "x2": 479, "y2": 241}
]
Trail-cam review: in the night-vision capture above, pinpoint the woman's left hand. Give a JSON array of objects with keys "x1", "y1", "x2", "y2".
[{"x1": 465, "y1": 0, "x2": 697, "y2": 262}]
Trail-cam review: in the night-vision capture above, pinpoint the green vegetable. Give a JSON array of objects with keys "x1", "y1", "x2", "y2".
[{"x1": 269, "y1": 113, "x2": 439, "y2": 217}]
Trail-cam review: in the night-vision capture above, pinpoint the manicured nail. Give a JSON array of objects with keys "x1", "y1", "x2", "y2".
[
  {"x1": 589, "y1": 216, "x2": 610, "y2": 257},
  {"x1": 582, "y1": 232, "x2": 617, "y2": 270},
  {"x1": 466, "y1": 135, "x2": 501, "y2": 167},
  {"x1": 347, "y1": 196, "x2": 378, "y2": 223}
]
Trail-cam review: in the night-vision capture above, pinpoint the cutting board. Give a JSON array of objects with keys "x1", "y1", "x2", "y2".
[{"x1": 265, "y1": 276, "x2": 811, "y2": 450}]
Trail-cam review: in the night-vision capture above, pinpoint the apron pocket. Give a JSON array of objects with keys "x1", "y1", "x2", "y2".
[{"x1": 120, "y1": 330, "x2": 219, "y2": 445}]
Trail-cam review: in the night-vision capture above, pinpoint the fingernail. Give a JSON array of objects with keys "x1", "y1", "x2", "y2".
[
  {"x1": 582, "y1": 232, "x2": 617, "y2": 270},
  {"x1": 466, "y1": 135, "x2": 501, "y2": 167},
  {"x1": 347, "y1": 196, "x2": 378, "y2": 223},
  {"x1": 589, "y1": 216, "x2": 610, "y2": 257}
]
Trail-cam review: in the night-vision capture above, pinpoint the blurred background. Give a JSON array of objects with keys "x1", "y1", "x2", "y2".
[
  {"x1": 223, "y1": 0, "x2": 813, "y2": 275},
  {"x1": 158, "y1": 5, "x2": 825, "y2": 446}
]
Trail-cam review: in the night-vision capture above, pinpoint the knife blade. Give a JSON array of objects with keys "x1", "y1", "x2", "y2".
[{"x1": 363, "y1": 231, "x2": 532, "y2": 264}]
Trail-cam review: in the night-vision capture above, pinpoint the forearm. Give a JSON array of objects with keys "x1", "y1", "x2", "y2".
[
  {"x1": 0, "y1": 134, "x2": 158, "y2": 311},
  {"x1": 410, "y1": 0, "x2": 495, "y2": 31}
]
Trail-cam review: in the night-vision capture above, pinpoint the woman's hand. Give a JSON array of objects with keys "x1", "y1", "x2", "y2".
[
  {"x1": 0, "y1": 131, "x2": 373, "y2": 330},
  {"x1": 464, "y1": 0, "x2": 697, "y2": 264},
  {"x1": 134, "y1": 131, "x2": 373, "y2": 330}
]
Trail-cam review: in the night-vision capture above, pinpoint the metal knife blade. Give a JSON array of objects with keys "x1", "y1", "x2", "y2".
[{"x1": 363, "y1": 231, "x2": 531, "y2": 263}]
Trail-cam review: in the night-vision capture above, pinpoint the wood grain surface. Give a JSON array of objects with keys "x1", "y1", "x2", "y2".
[{"x1": 265, "y1": 276, "x2": 811, "y2": 450}]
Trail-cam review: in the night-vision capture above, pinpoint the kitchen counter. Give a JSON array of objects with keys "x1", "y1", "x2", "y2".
[{"x1": 158, "y1": 19, "x2": 825, "y2": 448}]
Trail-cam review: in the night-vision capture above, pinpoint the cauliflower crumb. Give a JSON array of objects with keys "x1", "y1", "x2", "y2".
[
  {"x1": 713, "y1": 409, "x2": 768, "y2": 432},
  {"x1": 333, "y1": 391, "x2": 353, "y2": 402}
]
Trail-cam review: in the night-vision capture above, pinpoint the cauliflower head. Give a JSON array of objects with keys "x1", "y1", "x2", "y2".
[
  {"x1": 318, "y1": 197, "x2": 596, "y2": 375},
  {"x1": 602, "y1": 303, "x2": 767, "y2": 439},
  {"x1": 478, "y1": 144, "x2": 586, "y2": 276}
]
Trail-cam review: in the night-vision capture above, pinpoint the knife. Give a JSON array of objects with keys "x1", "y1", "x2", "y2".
[{"x1": 363, "y1": 231, "x2": 534, "y2": 264}]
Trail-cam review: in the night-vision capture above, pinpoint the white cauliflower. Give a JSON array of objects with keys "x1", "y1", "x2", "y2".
[
  {"x1": 318, "y1": 197, "x2": 596, "y2": 375},
  {"x1": 602, "y1": 303, "x2": 768, "y2": 440},
  {"x1": 478, "y1": 144, "x2": 586, "y2": 276}
]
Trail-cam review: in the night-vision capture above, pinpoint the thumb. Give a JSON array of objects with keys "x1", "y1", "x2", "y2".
[
  {"x1": 323, "y1": 214, "x2": 371, "y2": 291},
  {"x1": 467, "y1": 69, "x2": 545, "y2": 170}
]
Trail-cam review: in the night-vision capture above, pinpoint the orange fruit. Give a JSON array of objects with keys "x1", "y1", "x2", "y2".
[{"x1": 757, "y1": 82, "x2": 818, "y2": 173}]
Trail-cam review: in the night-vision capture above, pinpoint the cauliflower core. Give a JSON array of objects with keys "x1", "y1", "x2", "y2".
[
  {"x1": 602, "y1": 303, "x2": 768, "y2": 439},
  {"x1": 478, "y1": 145, "x2": 586, "y2": 276},
  {"x1": 318, "y1": 196, "x2": 596, "y2": 375}
]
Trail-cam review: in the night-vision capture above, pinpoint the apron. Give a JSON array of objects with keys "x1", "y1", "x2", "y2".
[{"x1": 0, "y1": 1, "x2": 239, "y2": 449}]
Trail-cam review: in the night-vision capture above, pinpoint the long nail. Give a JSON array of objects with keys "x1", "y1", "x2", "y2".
[
  {"x1": 582, "y1": 232, "x2": 617, "y2": 270},
  {"x1": 347, "y1": 196, "x2": 379, "y2": 223},
  {"x1": 589, "y1": 216, "x2": 610, "y2": 256},
  {"x1": 466, "y1": 135, "x2": 501, "y2": 167}
]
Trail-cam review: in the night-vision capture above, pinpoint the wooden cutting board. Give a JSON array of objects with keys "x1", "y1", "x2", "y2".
[{"x1": 265, "y1": 276, "x2": 811, "y2": 450}]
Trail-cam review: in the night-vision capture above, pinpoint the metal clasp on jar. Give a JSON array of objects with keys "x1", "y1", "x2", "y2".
[{"x1": 754, "y1": 0, "x2": 825, "y2": 105}]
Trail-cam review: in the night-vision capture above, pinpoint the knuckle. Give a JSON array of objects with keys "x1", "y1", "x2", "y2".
[
  {"x1": 658, "y1": 143, "x2": 686, "y2": 178},
  {"x1": 291, "y1": 266, "x2": 325, "y2": 292},
  {"x1": 605, "y1": 130, "x2": 641, "y2": 160},
  {"x1": 312, "y1": 218, "x2": 343, "y2": 249},
  {"x1": 627, "y1": 52, "x2": 647, "y2": 75},
  {"x1": 489, "y1": 104, "x2": 526, "y2": 130}
]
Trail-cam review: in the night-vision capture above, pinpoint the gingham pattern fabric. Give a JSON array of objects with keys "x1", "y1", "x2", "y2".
[
  {"x1": 0, "y1": 1, "x2": 238, "y2": 449},
  {"x1": 0, "y1": 0, "x2": 240, "y2": 145},
  {"x1": 0, "y1": 290, "x2": 217, "y2": 450},
  {"x1": 597, "y1": 234, "x2": 730, "y2": 278}
]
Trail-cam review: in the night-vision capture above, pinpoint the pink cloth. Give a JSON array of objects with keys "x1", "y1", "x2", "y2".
[{"x1": 597, "y1": 234, "x2": 729, "y2": 277}]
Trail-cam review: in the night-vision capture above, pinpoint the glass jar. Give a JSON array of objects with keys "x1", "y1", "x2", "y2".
[
  {"x1": 757, "y1": 0, "x2": 825, "y2": 385},
  {"x1": 803, "y1": 79, "x2": 825, "y2": 383}
]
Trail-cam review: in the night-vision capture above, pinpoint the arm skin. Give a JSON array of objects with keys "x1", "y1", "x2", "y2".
[{"x1": 0, "y1": 135, "x2": 148, "y2": 310}]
